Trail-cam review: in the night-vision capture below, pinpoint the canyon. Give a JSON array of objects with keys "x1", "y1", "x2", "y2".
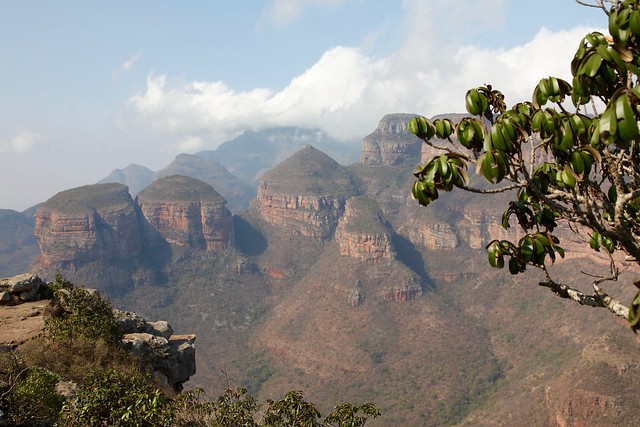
[{"x1": 1, "y1": 115, "x2": 639, "y2": 426}]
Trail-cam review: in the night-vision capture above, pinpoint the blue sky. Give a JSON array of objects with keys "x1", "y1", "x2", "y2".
[{"x1": 1, "y1": 0, "x2": 606, "y2": 210}]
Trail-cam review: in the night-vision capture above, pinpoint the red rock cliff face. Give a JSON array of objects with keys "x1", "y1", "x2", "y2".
[
  {"x1": 256, "y1": 145, "x2": 357, "y2": 240},
  {"x1": 335, "y1": 196, "x2": 393, "y2": 262},
  {"x1": 360, "y1": 113, "x2": 422, "y2": 166},
  {"x1": 34, "y1": 184, "x2": 142, "y2": 267},
  {"x1": 137, "y1": 175, "x2": 233, "y2": 252},
  {"x1": 257, "y1": 193, "x2": 347, "y2": 240}
]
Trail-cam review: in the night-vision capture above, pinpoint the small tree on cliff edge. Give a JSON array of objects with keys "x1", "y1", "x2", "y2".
[{"x1": 410, "y1": 0, "x2": 640, "y2": 331}]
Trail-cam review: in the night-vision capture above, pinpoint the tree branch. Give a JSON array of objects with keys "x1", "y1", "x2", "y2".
[
  {"x1": 538, "y1": 279, "x2": 629, "y2": 318},
  {"x1": 460, "y1": 183, "x2": 523, "y2": 195}
]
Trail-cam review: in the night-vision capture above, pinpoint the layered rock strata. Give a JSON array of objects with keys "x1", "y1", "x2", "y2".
[
  {"x1": 34, "y1": 183, "x2": 142, "y2": 267},
  {"x1": 335, "y1": 196, "x2": 393, "y2": 262},
  {"x1": 137, "y1": 175, "x2": 233, "y2": 252},
  {"x1": 360, "y1": 113, "x2": 422, "y2": 166},
  {"x1": 257, "y1": 145, "x2": 357, "y2": 240},
  {"x1": 115, "y1": 309, "x2": 196, "y2": 392}
]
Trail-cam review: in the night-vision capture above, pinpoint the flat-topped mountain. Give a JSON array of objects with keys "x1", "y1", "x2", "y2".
[
  {"x1": 137, "y1": 175, "x2": 233, "y2": 253},
  {"x1": 256, "y1": 145, "x2": 357, "y2": 240},
  {"x1": 6, "y1": 112, "x2": 640, "y2": 426},
  {"x1": 34, "y1": 183, "x2": 143, "y2": 266}
]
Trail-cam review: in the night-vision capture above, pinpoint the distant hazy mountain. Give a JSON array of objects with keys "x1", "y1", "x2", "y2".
[
  {"x1": 195, "y1": 127, "x2": 360, "y2": 184},
  {"x1": 154, "y1": 153, "x2": 255, "y2": 213},
  {"x1": 0, "y1": 209, "x2": 39, "y2": 277},
  {"x1": 99, "y1": 164, "x2": 154, "y2": 196}
]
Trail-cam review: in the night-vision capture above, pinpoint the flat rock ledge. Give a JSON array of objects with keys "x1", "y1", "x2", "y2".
[{"x1": 0, "y1": 273, "x2": 196, "y2": 393}]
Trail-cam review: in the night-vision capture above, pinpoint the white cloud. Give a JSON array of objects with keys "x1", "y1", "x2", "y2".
[
  {"x1": 129, "y1": 2, "x2": 600, "y2": 152},
  {"x1": 178, "y1": 136, "x2": 205, "y2": 152},
  {"x1": 262, "y1": 0, "x2": 346, "y2": 27},
  {"x1": 0, "y1": 130, "x2": 41, "y2": 154},
  {"x1": 122, "y1": 53, "x2": 141, "y2": 72},
  {"x1": 113, "y1": 53, "x2": 141, "y2": 81}
]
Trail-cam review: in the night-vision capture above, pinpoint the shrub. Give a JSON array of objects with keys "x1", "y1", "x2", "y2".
[
  {"x1": 57, "y1": 368, "x2": 173, "y2": 427},
  {"x1": 6, "y1": 366, "x2": 65, "y2": 426},
  {"x1": 44, "y1": 274, "x2": 121, "y2": 347}
]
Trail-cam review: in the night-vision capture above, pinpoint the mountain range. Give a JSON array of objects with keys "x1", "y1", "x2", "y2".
[{"x1": 1, "y1": 116, "x2": 639, "y2": 426}]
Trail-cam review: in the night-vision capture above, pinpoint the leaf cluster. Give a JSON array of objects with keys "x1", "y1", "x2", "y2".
[
  {"x1": 57, "y1": 368, "x2": 173, "y2": 427},
  {"x1": 409, "y1": 0, "x2": 640, "y2": 330}
]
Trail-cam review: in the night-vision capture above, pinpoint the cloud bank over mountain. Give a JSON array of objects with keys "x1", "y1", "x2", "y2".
[{"x1": 130, "y1": 0, "x2": 598, "y2": 148}]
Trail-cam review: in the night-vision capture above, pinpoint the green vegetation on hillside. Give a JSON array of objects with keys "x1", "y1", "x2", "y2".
[
  {"x1": 341, "y1": 196, "x2": 388, "y2": 234},
  {"x1": 262, "y1": 145, "x2": 356, "y2": 196},
  {"x1": 43, "y1": 183, "x2": 133, "y2": 212},
  {"x1": 138, "y1": 174, "x2": 225, "y2": 202},
  {"x1": 0, "y1": 275, "x2": 379, "y2": 426}
]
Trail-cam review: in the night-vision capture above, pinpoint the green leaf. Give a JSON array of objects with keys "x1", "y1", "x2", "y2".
[
  {"x1": 630, "y1": 9, "x2": 640, "y2": 36},
  {"x1": 583, "y1": 53, "x2": 603, "y2": 77},
  {"x1": 487, "y1": 241, "x2": 504, "y2": 269},
  {"x1": 408, "y1": 116, "x2": 435, "y2": 139},
  {"x1": 571, "y1": 150, "x2": 585, "y2": 175},
  {"x1": 466, "y1": 88, "x2": 489, "y2": 116},
  {"x1": 519, "y1": 236, "x2": 534, "y2": 261}
]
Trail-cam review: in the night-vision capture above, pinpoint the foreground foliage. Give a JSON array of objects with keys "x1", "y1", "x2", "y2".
[
  {"x1": 0, "y1": 277, "x2": 379, "y2": 426},
  {"x1": 410, "y1": 0, "x2": 640, "y2": 330}
]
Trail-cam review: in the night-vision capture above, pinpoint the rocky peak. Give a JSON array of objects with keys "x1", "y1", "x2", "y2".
[
  {"x1": 360, "y1": 113, "x2": 422, "y2": 166},
  {"x1": 99, "y1": 164, "x2": 154, "y2": 196},
  {"x1": 335, "y1": 196, "x2": 394, "y2": 262},
  {"x1": 34, "y1": 183, "x2": 143, "y2": 267},
  {"x1": 137, "y1": 175, "x2": 234, "y2": 252},
  {"x1": 154, "y1": 153, "x2": 254, "y2": 213},
  {"x1": 256, "y1": 145, "x2": 357, "y2": 240}
]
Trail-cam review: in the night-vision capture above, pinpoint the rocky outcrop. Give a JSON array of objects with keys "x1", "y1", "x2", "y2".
[
  {"x1": 0, "y1": 275, "x2": 50, "y2": 349},
  {"x1": 137, "y1": 175, "x2": 233, "y2": 252},
  {"x1": 256, "y1": 145, "x2": 357, "y2": 240},
  {"x1": 458, "y1": 208, "x2": 523, "y2": 250},
  {"x1": 0, "y1": 273, "x2": 48, "y2": 306},
  {"x1": 0, "y1": 273, "x2": 196, "y2": 393},
  {"x1": 34, "y1": 183, "x2": 143, "y2": 267},
  {"x1": 115, "y1": 309, "x2": 196, "y2": 392},
  {"x1": 404, "y1": 219, "x2": 459, "y2": 250},
  {"x1": 360, "y1": 113, "x2": 422, "y2": 166},
  {"x1": 335, "y1": 196, "x2": 394, "y2": 262}
]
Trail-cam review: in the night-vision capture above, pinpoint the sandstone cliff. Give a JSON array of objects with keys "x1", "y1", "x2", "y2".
[
  {"x1": 34, "y1": 183, "x2": 143, "y2": 268},
  {"x1": 256, "y1": 145, "x2": 357, "y2": 240},
  {"x1": 335, "y1": 196, "x2": 394, "y2": 262},
  {"x1": 137, "y1": 175, "x2": 233, "y2": 253},
  {"x1": 360, "y1": 113, "x2": 422, "y2": 166}
]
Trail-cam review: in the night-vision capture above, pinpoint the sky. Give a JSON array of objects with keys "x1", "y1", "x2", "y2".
[{"x1": 0, "y1": 0, "x2": 607, "y2": 211}]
